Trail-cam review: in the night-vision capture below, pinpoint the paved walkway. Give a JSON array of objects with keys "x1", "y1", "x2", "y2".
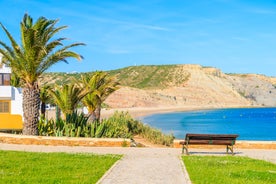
[{"x1": 1, "y1": 143, "x2": 276, "y2": 184}]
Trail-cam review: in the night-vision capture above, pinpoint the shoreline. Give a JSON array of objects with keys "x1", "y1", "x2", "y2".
[
  {"x1": 101, "y1": 106, "x2": 276, "y2": 143},
  {"x1": 101, "y1": 105, "x2": 270, "y2": 119},
  {"x1": 101, "y1": 106, "x2": 216, "y2": 119}
]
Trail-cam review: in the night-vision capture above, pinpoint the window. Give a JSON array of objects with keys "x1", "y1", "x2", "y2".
[
  {"x1": 0, "y1": 73, "x2": 11, "y2": 85},
  {"x1": 0, "y1": 101, "x2": 10, "y2": 113}
]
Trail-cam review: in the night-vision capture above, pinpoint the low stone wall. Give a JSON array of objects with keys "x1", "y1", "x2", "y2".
[
  {"x1": 1, "y1": 133, "x2": 276, "y2": 149},
  {"x1": 0, "y1": 133, "x2": 130, "y2": 147},
  {"x1": 173, "y1": 140, "x2": 276, "y2": 149}
]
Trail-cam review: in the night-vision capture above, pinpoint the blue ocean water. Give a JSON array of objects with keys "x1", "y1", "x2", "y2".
[{"x1": 141, "y1": 108, "x2": 276, "y2": 140}]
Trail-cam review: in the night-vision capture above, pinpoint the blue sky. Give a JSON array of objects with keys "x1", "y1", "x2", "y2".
[{"x1": 1, "y1": 0, "x2": 276, "y2": 76}]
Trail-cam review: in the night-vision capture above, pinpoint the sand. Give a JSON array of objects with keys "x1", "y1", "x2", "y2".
[{"x1": 100, "y1": 106, "x2": 210, "y2": 119}]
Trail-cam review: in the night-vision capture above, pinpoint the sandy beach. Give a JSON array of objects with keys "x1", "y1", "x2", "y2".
[{"x1": 100, "y1": 105, "x2": 217, "y2": 119}]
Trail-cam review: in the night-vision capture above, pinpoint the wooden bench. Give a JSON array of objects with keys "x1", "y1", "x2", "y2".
[{"x1": 179, "y1": 133, "x2": 239, "y2": 155}]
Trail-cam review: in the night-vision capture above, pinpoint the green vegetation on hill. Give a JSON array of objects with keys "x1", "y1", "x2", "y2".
[
  {"x1": 43, "y1": 65, "x2": 191, "y2": 89},
  {"x1": 42, "y1": 72, "x2": 91, "y2": 85},
  {"x1": 109, "y1": 65, "x2": 190, "y2": 89}
]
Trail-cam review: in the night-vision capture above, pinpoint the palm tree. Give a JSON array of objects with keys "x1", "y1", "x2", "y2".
[
  {"x1": 77, "y1": 72, "x2": 119, "y2": 121},
  {"x1": 0, "y1": 14, "x2": 84, "y2": 135},
  {"x1": 76, "y1": 74, "x2": 99, "y2": 121},
  {"x1": 48, "y1": 83, "x2": 89, "y2": 119}
]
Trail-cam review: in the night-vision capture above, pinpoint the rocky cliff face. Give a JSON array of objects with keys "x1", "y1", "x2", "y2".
[
  {"x1": 105, "y1": 65, "x2": 276, "y2": 108},
  {"x1": 225, "y1": 74, "x2": 276, "y2": 106}
]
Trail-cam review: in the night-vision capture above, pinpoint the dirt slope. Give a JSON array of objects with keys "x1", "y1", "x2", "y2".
[{"x1": 105, "y1": 65, "x2": 276, "y2": 108}]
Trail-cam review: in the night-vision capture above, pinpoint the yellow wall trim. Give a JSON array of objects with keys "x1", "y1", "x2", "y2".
[{"x1": 0, "y1": 114, "x2": 23, "y2": 130}]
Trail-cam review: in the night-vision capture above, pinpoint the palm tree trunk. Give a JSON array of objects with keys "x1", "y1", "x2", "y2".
[
  {"x1": 95, "y1": 104, "x2": 101, "y2": 121},
  {"x1": 88, "y1": 111, "x2": 97, "y2": 122},
  {"x1": 56, "y1": 106, "x2": 61, "y2": 121},
  {"x1": 22, "y1": 84, "x2": 40, "y2": 135},
  {"x1": 41, "y1": 102, "x2": 46, "y2": 118}
]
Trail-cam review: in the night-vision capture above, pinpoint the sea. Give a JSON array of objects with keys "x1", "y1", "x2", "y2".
[{"x1": 141, "y1": 107, "x2": 276, "y2": 141}]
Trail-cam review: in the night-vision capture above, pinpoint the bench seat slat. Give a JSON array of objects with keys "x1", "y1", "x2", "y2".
[
  {"x1": 188, "y1": 137, "x2": 236, "y2": 141},
  {"x1": 186, "y1": 134, "x2": 238, "y2": 139},
  {"x1": 180, "y1": 140, "x2": 235, "y2": 145}
]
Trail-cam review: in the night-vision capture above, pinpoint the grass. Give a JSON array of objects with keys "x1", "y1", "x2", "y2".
[
  {"x1": 0, "y1": 150, "x2": 121, "y2": 184},
  {"x1": 183, "y1": 156, "x2": 276, "y2": 184}
]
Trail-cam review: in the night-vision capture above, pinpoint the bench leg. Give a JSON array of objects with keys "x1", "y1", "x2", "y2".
[
  {"x1": 182, "y1": 145, "x2": 189, "y2": 155},
  {"x1": 226, "y1": 145, "x2": 234, "y2": 155}
]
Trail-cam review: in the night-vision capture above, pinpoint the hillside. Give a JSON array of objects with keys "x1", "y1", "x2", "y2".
[
  {"x1": 42, "y1": 64, "x2": 276, "y2": 109},
  {"x1": 105, "y1": 64, "x2": 276, "y2": 108}
]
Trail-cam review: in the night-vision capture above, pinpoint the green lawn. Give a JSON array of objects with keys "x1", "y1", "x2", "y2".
[
  {"x1": 183, "y1": 156, "x2": 276, "y2": 184},
  {"x1": 0, "y1": 150, "x2": 121, "y2": 184}
]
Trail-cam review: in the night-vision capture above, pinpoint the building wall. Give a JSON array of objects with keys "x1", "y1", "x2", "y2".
[
  {"x1": 0, "y1": 58, "x2": 23, "y2": 130},
  {"x1": 0, "y1": 64, "x2": 11, "y2": 73},
  {"x1": 11, "y1": 87, "x2": 23, "y2": 115},
  {"x1": 0, "y1": 86, "x2": 12, "y2": 99}
]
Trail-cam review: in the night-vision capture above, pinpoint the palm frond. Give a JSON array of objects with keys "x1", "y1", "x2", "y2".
[
  {"x1": 0, "y1": 23, "x2": 21, "y2": 55},
  {"x1": 48, "y1": 83, "x2": 89, "y2": 117}
]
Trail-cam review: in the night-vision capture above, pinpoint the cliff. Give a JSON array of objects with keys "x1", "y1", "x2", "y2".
[{"x1": 105, "y1": 64, "x2": 276, "y2": 108}]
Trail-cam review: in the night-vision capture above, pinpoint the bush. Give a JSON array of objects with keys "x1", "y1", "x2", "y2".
[
  {"x1": 101, "y1": 111, "x2": 174, "y2": 146},
  {"x1": 38, "y1": 111, "x2": 174, "y2": 146}
]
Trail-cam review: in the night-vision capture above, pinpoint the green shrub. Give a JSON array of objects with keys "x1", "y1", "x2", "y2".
[
  {"x1": 103, "y1": 111, "x2": 174, "y2": 146},
  {"x1": 139, "y1": 124, "x2": 174, "y2": 146},
  {"x1": 38, "y1": 111, "x2": 174, "y2": 146}
]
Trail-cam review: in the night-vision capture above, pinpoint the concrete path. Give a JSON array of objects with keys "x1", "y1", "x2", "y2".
[
  {"x1": 98, "y1": 148, "x2": 189, "y2": 184},
  {"x1": 1, "y1": 143, "x2": 276, "y2": 184}
]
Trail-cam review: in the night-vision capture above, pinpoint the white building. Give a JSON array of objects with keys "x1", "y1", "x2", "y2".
[{"x1": 0, "y1": 55, "x2": 23, "y2": 130}]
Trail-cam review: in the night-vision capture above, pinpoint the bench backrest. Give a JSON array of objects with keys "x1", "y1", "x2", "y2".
[{"x1": 185, "y1": 133, "x2": 239, "y2": 145}]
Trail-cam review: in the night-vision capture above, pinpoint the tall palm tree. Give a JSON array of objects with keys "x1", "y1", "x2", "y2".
[
  {"x1": 48, "y1": 83, "x2": 89, "y2": 119},
  {"x1": 77, "y1": 72, "x2": 119, "y2": 121},
  {"x1": 0, "y1": 14, "x2": 84, "y2": 135}
]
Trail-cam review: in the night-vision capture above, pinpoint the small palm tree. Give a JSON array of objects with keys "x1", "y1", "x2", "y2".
[
  {"x1": 0, "y1": 14, "x2": 84, "y2": 135},
  {"x1": 77, "y1": 72, "x2": 119, "y2": 121},
  {"x1": 48, "y1": 83, "x2": 89, "y2": 119},
  {"x1": 77, "y1": 74, "x2": 99, "y2": 121}
]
